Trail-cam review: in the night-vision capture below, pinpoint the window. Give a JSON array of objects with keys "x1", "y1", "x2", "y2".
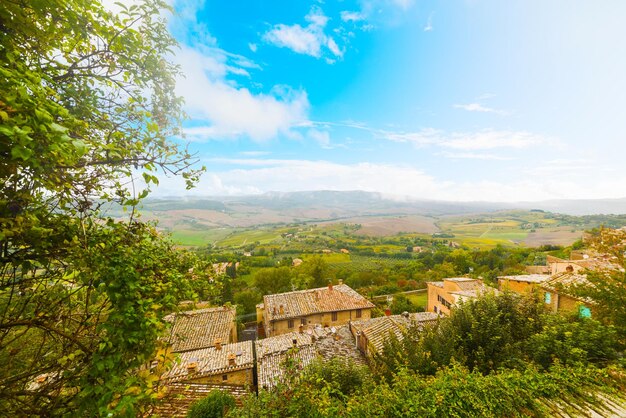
[
  {"x1": 355, "y1": 309, "x2": 362, "y2": 318},
  {"x1": 287, "y1": 319, "x2": 294, "y2": 328},
  {"x1": 544, "y1": 292, "x2": 551, "y2": 304},
  {"x1": 437, "y1": 295, "x2": 451, "y2": 309},
  {"x1": 434, "y1": 306, "x2": 438, "y2": 313},
  {"x1": 331, "y1": 312, "x2": 338, "y2": 321},
  {"x1": 301, "y1": 318, "x2": 306, "y2": 326},
  {"x1": 579, "y1": 305, "x2": 592, "y2": 318},
  {"x1": 222, "y1": 374, "x2": 227, "y2": 381}
]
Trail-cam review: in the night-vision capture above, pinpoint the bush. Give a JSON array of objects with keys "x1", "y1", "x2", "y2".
[{"x1": 187, "y1": 390, "x2": 236, "y2": 418}]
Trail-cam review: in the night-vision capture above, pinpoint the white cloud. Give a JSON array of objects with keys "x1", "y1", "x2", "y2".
[
  {"x1": 424, "y1": 12, "x2": 434, "y2": 32},
  {"x1": 307, "y1": 129, "x2": 332, "y2": 148},
  {"x1": 239, "y1": 151, "x2": 271, "y2": 157},
  {"x1": 439, "y1": 152, "x2": 513, "y2": 161},
  {"x1": 372, "y1": 127, "x2": 549, "y2": 150},
  {"x1": 142, "y1": 157, "x2": 626, "y2": 202},
  {"x1": 453, "y1": 103, "x2": 507, "y2": 115},
  {"x1": 263, "y1": 6, "x2": 343, "y2": 60},
  {"x1": 439, "y1": 130, "x2": 547, "y2": 150},
  {"x1": 340, "y1": 11, "x2": 366, "y2": 22},
  {"x1": 175, "y1": 45, "x2": 309, "y2": 142},
  {"x1": 248, "y1": 43, "x2": 258, "y2": 52},
  {"x1": 391, "y1": 0, "x2": 415, "y2": 10}
]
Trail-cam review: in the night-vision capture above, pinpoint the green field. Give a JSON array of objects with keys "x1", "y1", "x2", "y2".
[
  {"x1": 169, "y1": 228, "x2": 234, "y2": 246},
  {"x1": 406, "y1": 291, "x2": 428, "y2": 309}
]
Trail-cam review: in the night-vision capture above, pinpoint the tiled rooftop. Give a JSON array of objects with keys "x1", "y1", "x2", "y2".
[
  {"x1": 256, "y1": 325, "x2": 365, "y2": 389},
  {"x1": 257, "y1": 345, "x2": 318, "y2": 390},
  {"x1": 165, "y1": 306, "x2": 236, "y2": 353},
  {"x1": 263, "y1": 284, "x2": 375, "y2": 322},
  {"x1": 498, "y1": 274, "x2": 551, "y2": 284},
  {"x1": 541, "y1": 272, "x2": 592, "y2": 298},
  {"x1": 351, "y1": 312, "x2": 438, "y2": 355},
  {"x1": 452, "y1": 279, "x2": 485, "y2": 292},
  {"x1": 162, "y1": 341, "x2": 254, "y2": 384}
]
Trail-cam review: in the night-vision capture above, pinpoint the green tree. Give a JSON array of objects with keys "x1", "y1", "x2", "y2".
[
  {"x1": 303, "y1": 255, "x2": 330, "y2": 288},
  {"x1": 0, "y1": 0, "x2": 207, "y2": 415},
  {"x1": 234, "y1": 289, "x2": 262, "y2": 317},
  {"x1": 389, "y1": 294, "x2": 419, "y2": 315},
  {"x1": 253, "y1": 267, "x2": 293, "y2": 295}
]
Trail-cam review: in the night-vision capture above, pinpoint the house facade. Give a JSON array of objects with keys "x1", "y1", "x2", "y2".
[
  {"x1": 497, "y1": 274, "x2": 550, "y2": 294},
  {"x1": 540, "y1": 272, "x2": 593, "y2": 317},
  {"x1": 427, "y1": 278, "x2": 495, "y2": 315}
]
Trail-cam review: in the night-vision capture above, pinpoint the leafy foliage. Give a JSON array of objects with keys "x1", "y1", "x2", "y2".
[
  {"x1": 187, "y1": 390, "x2": 236, "y2": 418},
  {"x1": 0, "y1": 0, "x2": 209, "y2": 415}
]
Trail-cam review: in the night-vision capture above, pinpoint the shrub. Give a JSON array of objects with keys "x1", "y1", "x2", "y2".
[{"x1": 187, "y1": 390, "x2": 236, "y2": 418}]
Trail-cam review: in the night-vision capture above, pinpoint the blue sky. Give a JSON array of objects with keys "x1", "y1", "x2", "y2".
[{"x1": 129, "y1": 0, "x2": 626, "y2": 201}]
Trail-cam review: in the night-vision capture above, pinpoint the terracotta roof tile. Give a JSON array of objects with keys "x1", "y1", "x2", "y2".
[
  {"x1": 165, "y1": 307, "x2": 236, "y2": 353},
  {"x1": 263, "y1": 284, "x2": 375, "y2": 322},
  {"x1": 255, "y1": 325, "x2": 365, "y2": 389},
  {"x1": 351, "y1": 312, "x2": 437, "y2": 355}
]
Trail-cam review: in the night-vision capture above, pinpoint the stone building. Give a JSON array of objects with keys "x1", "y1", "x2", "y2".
[{"x1": 257, "y1": 283, "x2": 375, "y2": 337}]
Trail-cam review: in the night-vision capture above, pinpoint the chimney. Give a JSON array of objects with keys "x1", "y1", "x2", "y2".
[
  {"x1": 187, "y1": 362, "x2": 198, "y2": 374},
  {"x1": 328, "y1": 281, "x2": 333, "y2": 291},
  {"x1": 338, "y1": 279, "x2": 343, "y2": 285},
  {"x1": 384, "y1": 308, "x2": 391, "y2": 317},
  {"x1": 298, "y1": 324, "x2": 304, "y2": 334},
  {"x1": 215, "y1": 339, "x2": 222, "y2": 350},
  {"x1": 402, "y1": 311, "x2": 409, "y2": 318},
  {"x1": 279, "y1": 305, "x2": 284, "y2": 315},
  {"x1": 292, "y1": 338, "x2": 297, "y2": 347},
  {"x1": 228, "y1": 353, "x2": 236, "y2": 367},
  {"x1": 273, "y1": 306, "x2": 277, "y2": 315}
]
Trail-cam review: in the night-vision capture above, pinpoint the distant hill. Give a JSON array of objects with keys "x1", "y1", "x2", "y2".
[
  {"x1": 101, "y1": 191, "x2": 626, "y2": 247},
  {"x1": 133, "y1": 191, "x2": 626, "y2": 220}
]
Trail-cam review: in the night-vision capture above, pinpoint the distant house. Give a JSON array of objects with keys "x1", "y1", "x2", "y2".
[
  {"x1": 349, "y1": 312, "x2": 438, "y2": 358},
  {"x1": 255, "y1": 325, "x2": 364, "y2": 390},
  {"x1": 257, "y1": 283, "x2": 375, "y2": 337},
  {"x1": 292, "y1": 258, "x2": 303, "y2": 267},
  {"x1": 165, "y1": 306, "x2": 237, "y2": 353},
  {"x1": 497, "y1": 274, "x2": 551, "y2": 294},
  {"x1": 540, "y1": 272, "x2": 594, "y2": 317},
  {"x1": 212, "y1": 262, "x2": 239, "y2": 275},
  {"x1": 340, "y1": 248, "x2": 350, "y2": 254},
  {"x1": 426, "y1": 278, "x2": 496, "y2": 315}
]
